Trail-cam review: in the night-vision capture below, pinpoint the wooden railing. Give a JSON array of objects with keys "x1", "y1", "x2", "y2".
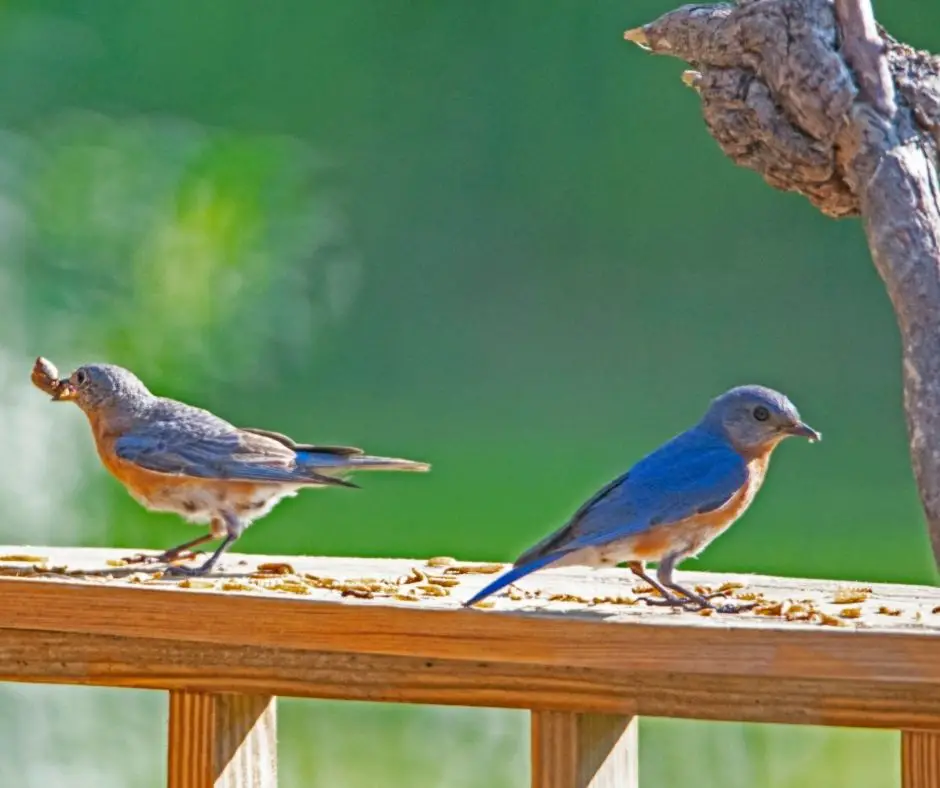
[{"x1": 0, "y1": 546, "x2": 938, "y2": 787}]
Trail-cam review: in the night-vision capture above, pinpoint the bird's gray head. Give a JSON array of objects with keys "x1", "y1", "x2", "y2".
[
  {"x1": 701, "y1": 385, "x2": 820, "y2": 453},
  {"x1": 53, "y1": 363, "x2": 152, "y2": 413}
]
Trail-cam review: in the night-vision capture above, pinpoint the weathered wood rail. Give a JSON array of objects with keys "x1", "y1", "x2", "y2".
[{"x1": 0, "y1": 546, "x2": 939, "y2": 787}]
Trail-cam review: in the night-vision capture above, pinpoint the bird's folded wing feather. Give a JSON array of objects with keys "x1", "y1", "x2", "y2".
[
  {"x1": 113, "y1": 425, "x2": 352, "y2": 486},
  {"x1": 239, "y1": 427, "x2": 363, "y2": 456}
]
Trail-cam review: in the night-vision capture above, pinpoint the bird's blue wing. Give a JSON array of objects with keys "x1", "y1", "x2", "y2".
[
  {"x1": 516, "y1": 428, "x2": 748, "y2": 563},
  {"x1": 560, "y1": 430, "x2": 748, "y2": 552},
  {"x1": 465, "y1": 428, "x2": 748, "y2": 607}
]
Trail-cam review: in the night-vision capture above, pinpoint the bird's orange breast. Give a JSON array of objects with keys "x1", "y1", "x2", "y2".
[{"x1": 626, "y1": 449, "x2": 772, "y2": 561}]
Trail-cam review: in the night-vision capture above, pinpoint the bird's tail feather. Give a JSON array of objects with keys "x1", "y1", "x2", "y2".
[
  {"x1": 463, "y1": 552, "x2": 566, "y2": 607},
  {"x1": 298, "y1": 451, "x2": 430, "y2": 473}
]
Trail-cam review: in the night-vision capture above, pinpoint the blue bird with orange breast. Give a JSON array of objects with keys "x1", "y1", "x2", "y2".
[
  {"x1": 42, "y1": 362, "x2": 430, "y2": 576},
  {"x1": 464, "y1": 385, "x2": 819, "y2": 612}
]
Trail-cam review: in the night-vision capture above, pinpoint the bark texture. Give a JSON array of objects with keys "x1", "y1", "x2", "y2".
[{"x1": 625, "y1": 0, "x2": 940, "y2": 569}]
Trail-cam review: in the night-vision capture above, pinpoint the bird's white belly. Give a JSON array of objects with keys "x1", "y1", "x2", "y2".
[{"x1": 129, "y1": 483, "x2": 301, "y2": 525}]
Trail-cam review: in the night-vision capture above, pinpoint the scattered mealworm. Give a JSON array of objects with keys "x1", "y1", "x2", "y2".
[
  {"x1": 590, "y1": 596, "x2": 637, "y2": 606},
  {"x1": 425, "y1": 576, "x2": 460, "y2": 588},
  {"x1": 418, "y1": 584, "x2": 449, "y2": 596},
  {"x1": 833, "y1": 588, "x2": 871, "y2": 604},
  {"x1": 548, "y1": 593, "x2": 589, "y2": 603},
  {"x1": 754, "y1": 601, "x2": 784, "y2": 616},
  {"x1": 443, "y1": 564, "x2": 504, "y2": 575},
  {"x1": 221, "y1": 580, "x2": 255, "y2": 592},
  {"x1": 400, "y1": 567, "x2": 426, "y2": 585},
  {"x1": 341, "y1": 587, "x2": 373, "y2": 599},
  {"x1": 178, "y1": 579, "x2": 215, "y2": 590},
  {"x1": 256, "y1": 562, "x2": 295, "y2": 575},
  {"x1": 270, "y1": 581, "x2": 311, "y2": 595}
]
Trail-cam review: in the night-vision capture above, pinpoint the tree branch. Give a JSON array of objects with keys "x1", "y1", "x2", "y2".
[
  {"x1": 625, "y1": 0, "x2": 940, "y2": 572},
  {"x1": 833, "y1": 0, "x2": 896, "y2": 116}
]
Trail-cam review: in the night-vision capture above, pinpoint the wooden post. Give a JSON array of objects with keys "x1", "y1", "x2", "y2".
[
  {"x1": 531, "y1": 711, "x2": 638, "y2": 788},
  {"x1": 903, "y1": 731, "x2": 940, "y2": 788},
  {"x1": 167, "y1": 691, "x2": 277, "y2": 788}
]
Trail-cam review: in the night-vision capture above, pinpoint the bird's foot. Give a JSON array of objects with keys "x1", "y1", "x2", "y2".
[
  {"x1": 637, "y1": 593, "x2": 699, "y2": 609},
  {"x1": 162, "y1": 559, "x2": 216, "y2": 578},
  {"x1": 638, "y1": 589, "x2": 754, "y2": 614},
  {"x1": 121, "y1": 549, "x2": 198, "y2": 566},
  {"x1": 691, "y1": 590, "x2": 759, "y2": 614},
  {"x1": 120, "y1": 551, "x2": 161, "y2": 565},
  {"x1": 709, "y1": 600, "x2": 759, "y2": 614}
]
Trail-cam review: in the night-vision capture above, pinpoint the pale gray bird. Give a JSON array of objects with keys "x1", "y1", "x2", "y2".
[{"x1": 45, "y1": 362, "x2": 430, "y2": 576}]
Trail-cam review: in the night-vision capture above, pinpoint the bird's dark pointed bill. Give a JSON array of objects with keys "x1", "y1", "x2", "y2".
[{"x1": 787, "y1": 422, "x2": 821, "y2": 442}]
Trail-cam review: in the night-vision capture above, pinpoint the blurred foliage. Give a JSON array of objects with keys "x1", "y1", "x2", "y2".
[{"x1": 0, "y1": 0, "x2": 937, "y2": 785}]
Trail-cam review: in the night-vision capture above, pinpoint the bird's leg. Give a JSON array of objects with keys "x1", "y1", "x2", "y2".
[
  {"x1": 164, "y1": 513, "x2": 244, "y2": 577},
  {"x1": 163, "y1": 534, "x2": 236, "y2": 577},
  {"x1": 651, "y1": 555, "x2": 753, "y2": 614},
  {"x1": 630, "y1": 555, "x2": 708, "y2": 610},
  {"x1": 653, "y1": 555, "x2": 715, "y2": 609},
  {"x1": 627, "y1": 561, "x2": 689, "y2": 606},
  {"x1": 130, "y1": 516, "x2": 228, "y2": 567}
]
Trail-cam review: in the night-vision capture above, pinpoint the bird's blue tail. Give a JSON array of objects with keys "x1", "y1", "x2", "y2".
[
  {"x1": 297, "y1": 451, "x2": 430, "y2": 472},
  {"x1": 463, "y1": 552, "x2": 566, "y2": 607}
]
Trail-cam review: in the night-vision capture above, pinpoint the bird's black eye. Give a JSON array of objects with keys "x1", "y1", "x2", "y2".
[
  {"x1": 753, "y1": 405, "x2": 770, "y2": 422},
  {"x1": 74, "y1": 369, "x2": 88, "y2": 386}
]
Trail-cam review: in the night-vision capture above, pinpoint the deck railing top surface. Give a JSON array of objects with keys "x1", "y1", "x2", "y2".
[{"x1": 1, "y1": 545, "x2": 939, "y2": 730}]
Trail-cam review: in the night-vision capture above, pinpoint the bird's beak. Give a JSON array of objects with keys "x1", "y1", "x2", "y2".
[
  {"x1": 786, "y1": 421, "x2": 821, "y2": 443},
  {"x1": 51, "y1": 381, "x2": 78, "y2": 402}
]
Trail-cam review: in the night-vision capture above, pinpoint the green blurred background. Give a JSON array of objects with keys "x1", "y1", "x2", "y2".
[{"x1": 0, "y1": 0, "x2": 936, "y2": 785}]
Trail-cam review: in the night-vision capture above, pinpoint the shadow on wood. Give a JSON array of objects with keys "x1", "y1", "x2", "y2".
[
  {"x1": 531, "y1": 712, "x2": 638, "y2": 788},
  {"x1": 168, "y1": 692, "x2": 276, "y2": 788}
]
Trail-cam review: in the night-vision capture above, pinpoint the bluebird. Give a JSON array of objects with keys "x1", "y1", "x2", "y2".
[
  {"x1": 42, "y1": 361, "x2": 430, "y2": 576},
  {"x1": 464, "y1": 385, "x2": 819, "y2": 612}
]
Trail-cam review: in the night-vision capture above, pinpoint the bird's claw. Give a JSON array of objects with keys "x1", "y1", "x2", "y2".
[
  {"x1": 637, "y1": 594, "x2": 698, "y2": 609},
  {"x1": 701, "y1": 590, "x2": 731, "y2": 601},
  {"x1": 162, "y1": 562, "x2": 212, "y2": 578},
  {"x1": 121, "y1": 552, "x2": 165, "y2": 565},
  {"x1": 695, "y1": 591, "x2": 760, "y2": 614},
  {"x1": 711, "y1": 600, "x2": 759, "y2": 614},
  {"x1": 121, "y1": 549, "x2": 198, "y2": 566},
  {"x1": 638, "y1": 590, "x2": 754, "y2": 614}
]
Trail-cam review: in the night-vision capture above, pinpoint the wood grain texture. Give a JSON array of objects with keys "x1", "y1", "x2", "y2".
[
  {"x1": 531, "y1": 712, "x2": 637, "y2": 788},
  {"x1": 903, "y1": 731, "x2": 940, "y2": 788},
  {"x1": 2, "y1": 547, "x2": 940, "y2": 727},
  {"x1": 5, "y1": 629, "x2": 940, "y2": 729},
  {"x1": 168, "y1": 691, "x2": 276, "y2": 788}
]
